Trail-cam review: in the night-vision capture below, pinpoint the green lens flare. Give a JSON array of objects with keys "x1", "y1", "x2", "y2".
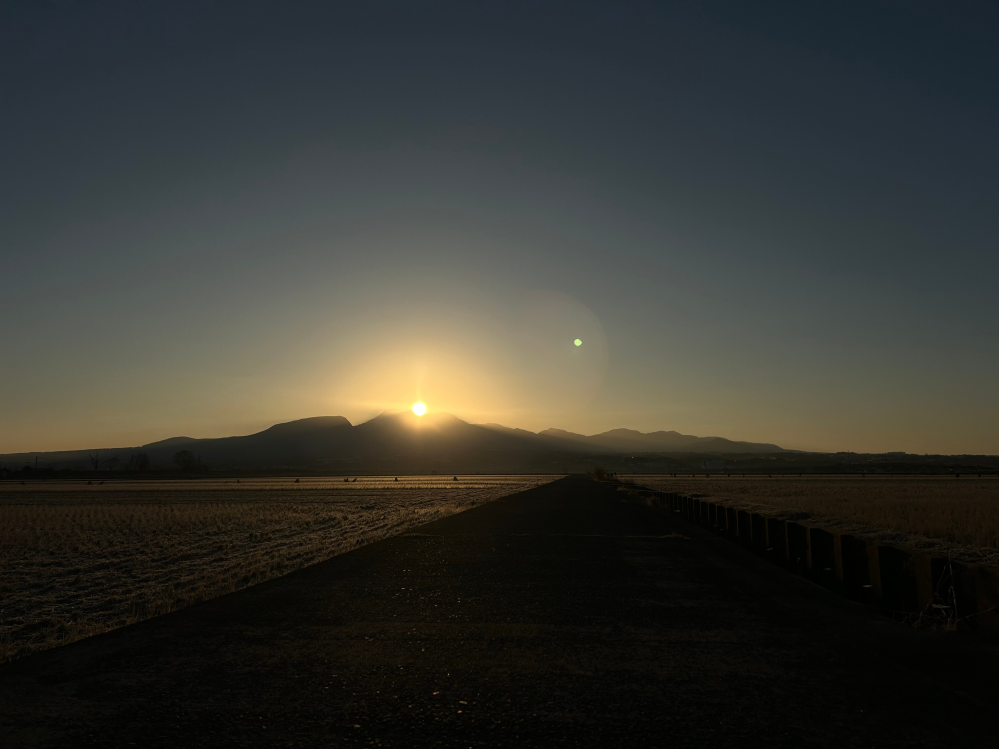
[{"x1": 574, "y1": 339, "x2": 582, "y2": 346}]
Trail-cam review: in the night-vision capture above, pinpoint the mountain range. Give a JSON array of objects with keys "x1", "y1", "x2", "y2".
[{"x1": 0, "y1": 412, "x2": 785, "y2": 471}]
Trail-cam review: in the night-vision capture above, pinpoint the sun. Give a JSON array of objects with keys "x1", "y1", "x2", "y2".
[{"x1": 412, "y1": 402, "x2": 427, "y2": 416}]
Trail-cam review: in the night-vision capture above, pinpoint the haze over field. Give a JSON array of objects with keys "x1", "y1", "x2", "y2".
[{"x1": 2, "y1": 2, "x2": 997, "y2": 455}]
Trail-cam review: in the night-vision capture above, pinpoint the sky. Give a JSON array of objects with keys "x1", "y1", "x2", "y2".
[{"x1": 2, "y1": 1, "x2": 998, "y2": 455}]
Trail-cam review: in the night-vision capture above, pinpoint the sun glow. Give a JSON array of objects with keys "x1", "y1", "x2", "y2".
[{"x1": 412, "y1": 402, "x2": 427, "y2": 416}]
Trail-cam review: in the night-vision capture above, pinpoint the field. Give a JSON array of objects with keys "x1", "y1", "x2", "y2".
[
  {"x1": 0, "y1": 475, "x2": 559, "y2": 662},
  {"x1": 628, "y1": 475, "x2": 999, "y2": 563}
]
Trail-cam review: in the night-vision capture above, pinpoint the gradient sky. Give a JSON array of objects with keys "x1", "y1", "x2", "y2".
[{"x1": 3, "y1": 1, "x2": 998, "y2": 455}]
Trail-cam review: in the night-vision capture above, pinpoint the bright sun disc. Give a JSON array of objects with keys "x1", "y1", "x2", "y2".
[{"x1": 412, "y1": 402, "x2": 427, "y2": 416}]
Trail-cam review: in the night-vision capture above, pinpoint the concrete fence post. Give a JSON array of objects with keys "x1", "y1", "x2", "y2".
[
  {"x1": 920, "y1": 556, "x2": 946, "y2": 616},
  {"x1": 975, "y1": 566, "x2": 999, "y2": 636},
  {"x1": 877, "y1": 546, "x2": 920, "y2": 614},
  {"x1": 750, "y1": 514, "x2": 767, "y2": 556},
  {"x1": 720, "y1": 504, "x2": 731, "y2": 536},
  {"x1": 837, "y1": 534, "x2": 871, "y2": 601},
  {"x1": 786, "y1": 522, "x2": 808, "y2": 575},
  {"x1": 807, "y1": 528, "x2": 836, "y2": 590},
  {"x1": 866, "y1": 544, "x2": 883, "y2": 605},
  {"x1": 766, "y1": 517, "x2": 787, "y2": 567},
  {"x1": 736, "y1": 510, "x2": 752, "y2": 550},
  {"x1": 917, "y1": 557, "x2": 987, "y2": 630},
  {"x1": 952, "y1": 561, "x2": 979, "y2": 625}
]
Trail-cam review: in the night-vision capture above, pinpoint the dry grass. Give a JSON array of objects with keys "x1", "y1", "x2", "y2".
[
  {"x1": 0, "y1": 475, "x2": 559, "y2": 662},
  {"x1": 628, "y1": 475, "x2": 999, "y2": 563}
]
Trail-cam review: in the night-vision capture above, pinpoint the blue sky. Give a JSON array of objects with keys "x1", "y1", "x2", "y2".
[{"x1": 2, "y1": 1, "x2": 997, "y2": 453}]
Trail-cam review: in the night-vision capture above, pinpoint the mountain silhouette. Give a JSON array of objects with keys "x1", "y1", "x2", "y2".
[
  {"x1": 138, "y1": 415, "x2": 355, "y2": 465},
  {"x1": 0, "y1": 413, "x2": 786, "y2": 470},
  {"x1": 536, "y1": 427, "x2": 783, "y2": 454},
  {"x1": 352, "y1": 411, "x2": 530, "y2": 456}
]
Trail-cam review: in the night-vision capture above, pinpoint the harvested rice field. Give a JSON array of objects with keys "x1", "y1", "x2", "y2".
[
  {"x1": 0, "y1": 475, "x2": 559, "y2": 662},
  {"x1": 628, "y1": 475, "x2": 999, "y2": 564}
]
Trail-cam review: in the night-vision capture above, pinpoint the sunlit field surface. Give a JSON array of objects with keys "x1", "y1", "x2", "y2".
[
  {"x1": 0, "y1": 475, "x2": 559, "y2": 662},
  {"x1": 629, "y1": 475, "x2": 999, "y2": 562}
]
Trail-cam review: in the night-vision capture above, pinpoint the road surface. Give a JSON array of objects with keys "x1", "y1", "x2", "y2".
[{"x1": 2, "y1": 476, "x2": 998, "y2": 747}]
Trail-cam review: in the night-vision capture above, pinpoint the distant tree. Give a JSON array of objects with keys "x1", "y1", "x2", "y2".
[
  {"x1": 103, "y1": 456, "x2": 119, "y2": 472},
  {"x1": 89, "y1": 452, "x2": 100, "y2": 472},
  {"x1": 174, "y1": 450, "x2": 197, "y2": 472},
  {"x1": 128, "y1": 453, "x2": 151, "y2": 471}
]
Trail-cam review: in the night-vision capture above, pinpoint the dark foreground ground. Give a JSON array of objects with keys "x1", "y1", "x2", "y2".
[{"x1": 2, "y1": 476, "x2": 998, "y2": 748}]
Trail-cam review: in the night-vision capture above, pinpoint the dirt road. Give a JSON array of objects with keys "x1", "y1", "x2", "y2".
[{"x1": 2, "y1": 476, "x2": 997, "y2": 747}]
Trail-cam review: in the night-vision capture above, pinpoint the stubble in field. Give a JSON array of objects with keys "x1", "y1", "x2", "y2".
[{"x1": 0, "y1": 475, "x2": 558, "y2": 662}]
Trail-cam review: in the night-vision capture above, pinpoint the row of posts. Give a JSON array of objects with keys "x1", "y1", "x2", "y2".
[{"x1": 639, "y1": 490, "x2": 999, "y2": 636}]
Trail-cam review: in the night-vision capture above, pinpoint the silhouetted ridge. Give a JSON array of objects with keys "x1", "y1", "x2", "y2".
[
  {"x1": 0, "y1": 414, "x2": 786, "y2": 469},
  {"x1": 258, "y1": 416, "x2": 352, "y2": 435},
  {"x1": 536, "y1": 427, "x2": 782, "y2": 453},
  {"x1": 352, "y1": 411, "x2": 529, "y2": 456},
  {"x1": 141, "y1": 436, "x2": 197, "y2": 448}
]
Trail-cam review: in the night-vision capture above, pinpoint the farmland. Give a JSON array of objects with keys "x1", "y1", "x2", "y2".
[
  {"x1": 628, "y1": 475, "x2": 999, "y2": 562},
  {"x1": 0, "y1": 475, "x2": 559, "y2": 662}
]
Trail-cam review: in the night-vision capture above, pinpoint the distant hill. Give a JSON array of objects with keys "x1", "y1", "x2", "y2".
[
  {"x1": 536, "y1": 427, "x2": 784, "y2": 454},
  {"x1": 137, "y1": 415, "x2": 356, "y2": 465},
  {"x1": 0, "y1": 413, "x2": 786, "y2": 470}
]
